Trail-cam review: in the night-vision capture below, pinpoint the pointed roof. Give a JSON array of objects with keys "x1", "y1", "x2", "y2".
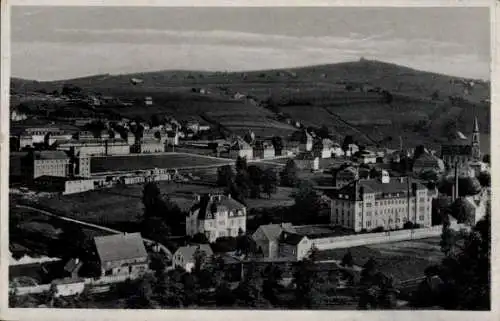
[{"x1": 473, "y1": 116, "x2": 479, "y2": 133}]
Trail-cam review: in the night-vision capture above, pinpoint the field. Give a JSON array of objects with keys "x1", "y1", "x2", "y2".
[
  {"x1": 90, "y1": 153, "x2": 232, "y2": 173},
  {"x1": 34, "y1": 182, "x2": 222, "y2": 227},
  {"x1": 316, "y1": 237, "x2": 444, "y2": 282}
]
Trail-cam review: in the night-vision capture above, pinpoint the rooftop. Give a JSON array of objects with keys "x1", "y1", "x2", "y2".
[
  {"x1": 31, "y1": 151, "x2": 69, "y2": 160},
  {"x1": 191, "y1": 194, "x2": 246, "y2": 220},
  {"x1": 256, "y1": 223, "x2": 295, "y2": 241},
  {"x1": 94, "y1": 233, "x2": 147, "y2": 264},
  {"x1": 175, "y1": 244, "x2": 214, "y2": 261}
]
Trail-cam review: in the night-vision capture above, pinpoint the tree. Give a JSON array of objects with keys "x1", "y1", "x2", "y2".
[
  {"x1": 482, "y1": 154, "x2": 490, "y2": 164},
  {"x1": 342, "y1": 135, "x2": 354, "y2": 155},
  {"x1": 235, "y1": 156, "x2": 248, "y2": 173},
  {"x1": 271, "y1": 136, "x2": 284, "y2": 156},
  {"x1": 61, "y1": 83, "x2": 82, "y2": 97},
  {"x1": 126, "y1": 275, "x2": 160, "y2": 309},
  {"x1": 235, "y1": 262, "x2": 270, "y2": 308},
  {"x1": 341, "y1": 250, "x2": 354, "y2": 267},
  {"x1": 449, "y1": 198, "x2": 476, "y2": 225},
  {"x1": 291, "y1": 182, "x2": 322, "y2": 224},
  {"x1": 262, "y1": 264, "x2": 283, "y2": 305},
  {"x1": 281, "y1": 159, "x2": 299, "y2": 187},
  {"x1": 419, "y1": 214, "x2": 490, "y2": 309},
  {"x1": 292, "y1": 255, "x2": 323, "y2": 308},
  {"x1": 478, "y1": 171, "x2": 490, "y2": 187},
  {"x1": 261, "y1": 168, "x2": 278, "y2": 198},
  {"x1": 141, "y1": 216, "x2": 171, "y2": 246},
  {"x1": 217, "y1": 165, "x2": 234, "y2": 187},
  {"x1": 413, "y1": 145, "x2": 426, "y2": 161},
  {"x1": 318, "y1": 125, "x2": 330, "y2": 139},
  {"x1": 142, "y1": 182, "x2": 162, "y2": 219},
  {"x1": 191, "y1": 233, "x2": 209, "y2": 244},
  {"x1": 193, "y1": 247, "x2": 208, "y2": 275}
]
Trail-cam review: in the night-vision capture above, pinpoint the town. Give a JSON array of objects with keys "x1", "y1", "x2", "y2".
[
  {"x1": 7, "y1": 6, "x2": 491, "y2": 312},
  {"x1": 8, "y1": 71, "x2": 491, "y2": 309}
]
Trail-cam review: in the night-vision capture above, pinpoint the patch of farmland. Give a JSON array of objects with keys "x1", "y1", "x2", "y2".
[
  {"x1": 90, "y1": 153, "x2": 232, "y2": 173},
  {"x1": 316, "y1": 237, "x2": 443, "y2": 281}
]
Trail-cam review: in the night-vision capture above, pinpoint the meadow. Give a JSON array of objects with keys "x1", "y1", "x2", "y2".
[
  {"x1": 90, "y1": 153, "x2": 232, "y2": 173},
  {"x1": 316, "y1": 237, "x2": 444, "y2": 282}
]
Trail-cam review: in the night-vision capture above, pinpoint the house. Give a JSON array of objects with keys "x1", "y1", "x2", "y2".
[
  {"x1": 63, "y1": 258, "x2": 83, "y2": 279},
  {"x1": 198, "y1": 122, "x2": 211, "y2": 132},
  {"x1": 33, "y1": 176, "x2": 95, "y2": 195},
  {"x1": 94, "y1": 233, "x2": 149, "y2": 277},
  {"x1": 132, "y1": 139, "x2": 164, "y2": 153},
  {"x1": 253, "y1": 140, "x2": 275, "y2": 159},
  {"x1": 278, "y1": 231, "x2": 311, "y2": 261},
  {"x1": 344, "y1": 143, "x2": 359, "y2": 158},
  {"x1": 317, "y1": 139, "x2": 344, "y2": 159},
  {"x1": 252, "y1": 223, "x2": 295, "y2": 259},
  {"x1": 186, "y1": 194, "x2": 247, "y2": 242},
  {"x1": 166, "y1": 130, "x2": 180, "y2": 146},
  {"x1": 290, "y1": 130, "x2": 313, "y2": 152},
  {"x1": 104, "y1": 139, "x2": 130, "y2": 155},
  {"x1": 172, "y1": 244, "x2": 214, "y2": 272},
  {"x1": 463, "y1": 188, "x2": 490, "y2": 225},
  {"x1": 324, "y1": 171, "x2": 432, "y2": 232},
  {"x1": 11, "y1": 109, "x2": 27, "y2": 122},
  {"x1": 51, "y1": 278, "x2": 86, "y2": 297},
  {"x1": 228, "y1": 138, "x2": 253, "y2": 160},
  {"x1": 334, "y1": 166, "x2": 359, "y2": 188},
  {"x1": 144, "y1": 96, "x2": 153, "y2": 106},
  {"x1": 413, "y1": 153, "x2": 445, "y2": 175},
  {"x1": 293, "y1": 152, "x2": 319, "y2": 171},
  {"x1": 357, "y1": 150, "x2": 377, "y2": 164}
]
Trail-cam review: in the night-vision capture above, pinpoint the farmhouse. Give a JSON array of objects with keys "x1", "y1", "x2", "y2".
[
  {"x1": 413, "y1": 153, "x2": 445, "y2": 175},
  {"x1": 186, "y1": 193, "x2": 247, "y2": 242},
  {"x1": 94, "y1": 233, "x2": 149, "y2": 277},
  {"x1": 172, "y1": 244, "x2": 214, "y2": 272},
  {"x1": 290, "y1": 130, "x2": 313, "y2": 152},
  {"x1": 228, "y1": 139, "x2": 253, "y2": 160},
  {"x1": 334, "y1": 166, "x2": 359, "y2": 188},
  {"x1": 253, "y1": 140, "x2": 275, "y2": 159},
  {"x1": 278, "y1": 231, "x2": 311, "y2": 261},
  {"x1": 252, "y1": 223, "x2": 295, "y2": 259},
  {"x1": 294, "y1": 152, "x2": 319, "y2": 171}
]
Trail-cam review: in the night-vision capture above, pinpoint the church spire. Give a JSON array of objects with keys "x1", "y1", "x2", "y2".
[
  {"x1": 471, "y1": 116, "x2": 481, "y2": 161},
  {"x1": 473, "y1": 116, "x2": 479, "y2": 133}
]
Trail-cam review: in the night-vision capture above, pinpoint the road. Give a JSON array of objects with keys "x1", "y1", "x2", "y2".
[{"x1": 15, "y1": 204, "x2": 173, "y2": 260}]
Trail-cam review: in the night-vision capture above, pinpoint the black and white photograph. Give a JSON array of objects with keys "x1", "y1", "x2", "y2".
[{"x1": 4, "y1": 3, "x2": 493, "y2": 313}]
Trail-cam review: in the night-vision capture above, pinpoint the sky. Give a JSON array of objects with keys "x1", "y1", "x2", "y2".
[{"x1": 11, "y1": 6, "x2": 491, "y2": 81}]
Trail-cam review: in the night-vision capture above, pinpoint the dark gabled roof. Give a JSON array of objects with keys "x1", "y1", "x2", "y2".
[
  {"x1": 279, "y1": 231, "x2": 306, "y2": 245},
  {"x1": 256, "y1": 223, "x2": 295, "y2": 241},
  {"x1": 324, "y1": 177, "x2": 427, "y2": 201},
  {"x1": 31, "y1": 151, "x2": 69, "y2": 160},
  {"x1": 191, "y1": 194, "x2": 246, "y2": 220},
  {"x1": 64, "y1": 258, "x2": 83, "y2": 273},
  {"x1": 94, "y1": 233, "x2": 147, "y2": 264},
  {"x1": 174, "y1": 244, "x2": 214, "y2": 262}
]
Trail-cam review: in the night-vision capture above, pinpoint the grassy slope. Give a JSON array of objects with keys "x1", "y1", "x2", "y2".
[{"x1": 11, "y1": 59, "x2": 490, "y2": 150}]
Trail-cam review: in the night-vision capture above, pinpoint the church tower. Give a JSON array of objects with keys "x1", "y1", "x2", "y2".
[{"x1": 471, "y1": 116, "x2": 481, "y2": 161}]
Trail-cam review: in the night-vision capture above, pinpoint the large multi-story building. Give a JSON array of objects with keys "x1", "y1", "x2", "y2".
[
  {"x1": 325, "y1": 171, "x2": 433, "y2": 232},
  {"x1": 21, "y1": 151, "x2": 71, "y2": 180},
  {"x1": 186, "y1": 193, "x2": 247, "y2": 242}
]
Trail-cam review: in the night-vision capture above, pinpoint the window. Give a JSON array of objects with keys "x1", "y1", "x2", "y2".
[{"x1": 419, "y1": 215, "x2": 424, "y2": 221}]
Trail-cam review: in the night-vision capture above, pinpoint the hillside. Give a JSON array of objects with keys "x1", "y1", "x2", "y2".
[{"x1": 10, "y1": 59, "x2": 490, "y2": 151}]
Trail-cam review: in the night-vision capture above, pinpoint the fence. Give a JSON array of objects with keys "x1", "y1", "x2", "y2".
[
  {"x1": 11, "y1": 273, "x2": 144, "y2": 297},
  {"x1": 14, "y1": 284, "x2": 51, "y2": 295},
  {"x1": 311, "y1": 225, "x2": 462, "y2": 251}
]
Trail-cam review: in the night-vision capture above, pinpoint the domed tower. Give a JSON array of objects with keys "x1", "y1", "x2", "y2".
[{"x1": 471, "y1": 116, "x2": 481, "y2": 161}]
